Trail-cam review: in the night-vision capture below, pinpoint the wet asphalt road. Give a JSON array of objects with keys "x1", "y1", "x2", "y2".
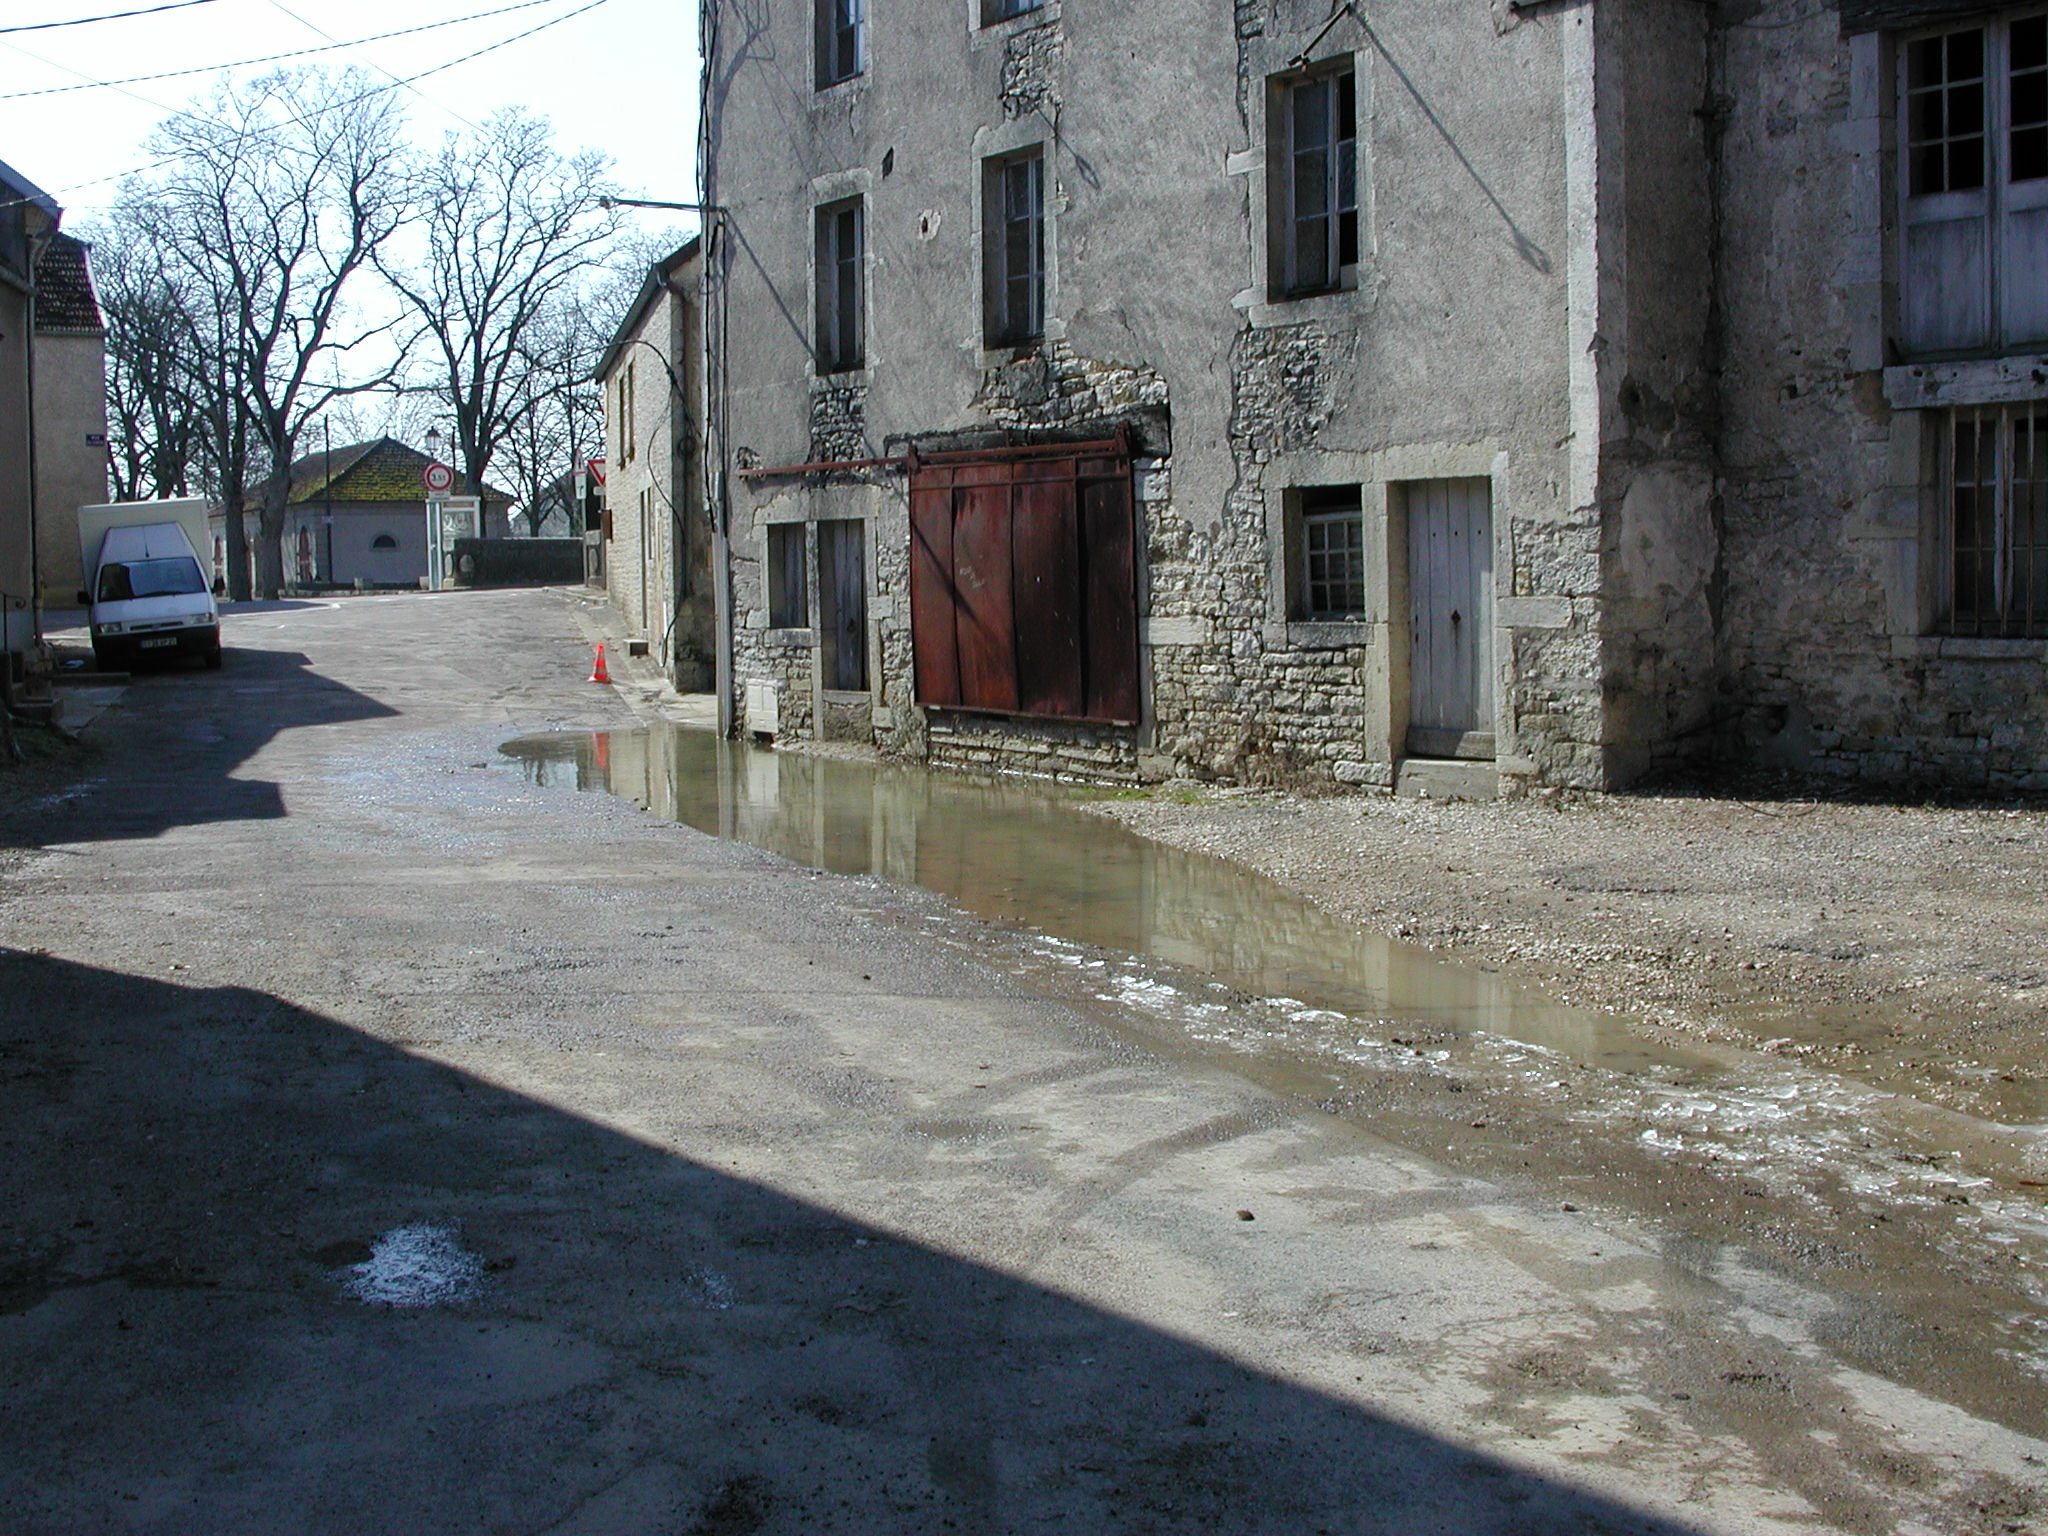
[{"x1": 1, "y1": 587, "x2": 2044, "y2": 1536}]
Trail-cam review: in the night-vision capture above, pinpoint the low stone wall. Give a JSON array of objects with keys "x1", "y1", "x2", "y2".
[
  {"x1": 451, "y1": 538, "x2": 584, "y2": 589},
  {"x1": 925, "y1": 710, "x2": 1141, "y2": 784}
]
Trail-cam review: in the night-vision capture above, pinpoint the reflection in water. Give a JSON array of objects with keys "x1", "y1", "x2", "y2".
[{"x1": 502, "y1": 726, "x2": 1686, "y2": 1071}]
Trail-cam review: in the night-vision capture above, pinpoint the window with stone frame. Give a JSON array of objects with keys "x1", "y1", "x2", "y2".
[
  {"x1": 615, "y1": 362, "x2": 636, "y2": 466},
  {"x1": 1898, "y1": 12, "x2": 2048, "y2": 357},
  {"x1": 1291, "y1": 484, "x2": 1366, "y2": 620},
  {"x1": 1941, "y1": 404, "x2": 2048, "y2": 636},
  {"x1": 983, "y1": 148, "x2": 1046, "y2": 347},
  {"x1": 1271, "y1": 62, "x2": 1358, "y2": 300},
  {"x1": 980, "y1": 0, "x2": 1044, "y2": 23},
  {"x1": 815, "y1": 0, "x2": 865, "y2": 89},
  {"x1": 767, "y1": 522, "x2": 809, "y2": 630},
  {"x1": 814, "y1": 197, "x2": 865, "y2": 374}
]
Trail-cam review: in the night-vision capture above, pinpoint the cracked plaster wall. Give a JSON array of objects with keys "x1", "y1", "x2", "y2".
[{"x1": 708, "y1": 0, "x2": 1743, "y2": 792}]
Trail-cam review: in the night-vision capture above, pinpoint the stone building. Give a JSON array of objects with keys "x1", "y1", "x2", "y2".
[
  {"x1": 596, "y1": 239, "x2": 713, "y2": 690},
  {"x1": 213, "y1": 438, "x2": 513, "y2": 592},
  {"x1": 31, "y1": 234, "x2": 108, "y2": 607},
  {"x1": 699, "y1": 0, "x2": 2048, "y2": 793}
]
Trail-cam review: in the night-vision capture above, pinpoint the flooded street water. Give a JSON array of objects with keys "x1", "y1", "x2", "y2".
[
  {"x1": 501, "y1": 724, "x2": 2048, "y2": 1435},
  {"x1": 501, "y1": 725, "x2": 1697, "y2": 1074}
]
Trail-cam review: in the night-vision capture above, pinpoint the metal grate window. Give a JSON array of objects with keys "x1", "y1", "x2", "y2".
[
  {"x1": 1946, "y1": 405, "x2": 2048, "y2": 637},
  {"x1": 1299, "y1": 486, "x2": 1365, "y2": 619}
]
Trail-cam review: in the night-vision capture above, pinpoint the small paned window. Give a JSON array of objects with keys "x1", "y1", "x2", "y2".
[
  {"x1": 816, "y1": 0, "x2": 865, "y2": 89},
  {"x1": 1898, "y1": 15, "x2": 2048, "y2": 356},
  {"x1": 815, "y1": 198, "x2": 865, "y2": 374},
  {"x1": 984, "y1": 149, "x2": 1046, "y2": 347},
  {"x1": 1907, "y1": 28, "x2": 1987, "y2": 193},
  {"x1": 1296, "y1": 485, "x2": 1366, "y2": 619},
  {"x1": 768, "y1": 523, "x2": 809, "y2": 629},
  {"x1": 1944, "y1": 405, "x2": 2048, "y2": 636},
  {"x1": 981, "y1": 0, "x2": 1045, "y2": 23},
  {"x1": 1274, "y1": 66, "x2": 1358, "y2": 299}
]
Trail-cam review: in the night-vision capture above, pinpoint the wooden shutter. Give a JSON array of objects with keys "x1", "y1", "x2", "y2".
[{"x1": 907, "y1": 441, "x2": 1140, "y2": 725}]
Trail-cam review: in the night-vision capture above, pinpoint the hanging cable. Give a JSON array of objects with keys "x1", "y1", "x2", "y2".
[
  {"x1": 0, "y1": 0, "x2": 219, "y2": 35},
  {"x1": 0, "y1": 0, "x2": 613, "y2": 210},
  {"x1": 0, "y1": 0, "x2": 572, "y2": 101}
]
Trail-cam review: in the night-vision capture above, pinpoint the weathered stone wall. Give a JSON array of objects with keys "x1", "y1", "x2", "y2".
[
  {"x1": 1712, "y1": 6, "x2": 2048, "y2": 791},
  {"x1": 709, "y1": 0, "x2": 1742, "y2": 795}
]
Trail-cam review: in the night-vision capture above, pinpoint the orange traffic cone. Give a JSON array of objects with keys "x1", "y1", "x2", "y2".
[{"x1": 588, "y1": 642, "x2": 611, "y2": 684}]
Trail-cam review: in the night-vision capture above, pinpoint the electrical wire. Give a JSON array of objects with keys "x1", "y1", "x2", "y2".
[
  {"x1": 262, "y1": 0, "x2": 481, "y2": 131},
  {"x1": 0, "y1": 0, "x2": 219, "y2": 35},
  {"x1": 0, "y1": 0, "x2": 613, "y2": 209},
  {"x1": 0, "y1": 0, "x2": 573, "y2": 101}
]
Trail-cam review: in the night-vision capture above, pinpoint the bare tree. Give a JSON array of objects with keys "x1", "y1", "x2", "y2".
[
  {"x1": 497, "y1": 289, "x2": 607, "y2": 536},
  {"x1": 381, "y1": 109, "x2": 621, "y2": 515},
  {"x1": 88, "y1": 219, "x2": 204, "y2": 502},
  {"x1": 132, "y1": 68, "x2": 411, "y2": 598}
]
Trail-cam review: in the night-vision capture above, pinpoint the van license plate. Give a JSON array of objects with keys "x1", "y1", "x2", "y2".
[{"x1": 138, "y1": 637, "x2": 176, "y2": 649}]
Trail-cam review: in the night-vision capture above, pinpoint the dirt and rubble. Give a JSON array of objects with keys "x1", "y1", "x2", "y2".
[{"x1": 1090, "y1": 781, "x2": 2048, "y2": 1129}]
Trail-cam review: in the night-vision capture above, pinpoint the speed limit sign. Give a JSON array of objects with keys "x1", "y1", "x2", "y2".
[{"x1": 423, "y1": 461, "x2": 455, "y2": 494}]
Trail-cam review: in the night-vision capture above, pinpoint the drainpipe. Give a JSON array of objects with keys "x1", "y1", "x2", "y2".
[{"x1": 705, "y1": 222, "x2": 733, "y2": 738}]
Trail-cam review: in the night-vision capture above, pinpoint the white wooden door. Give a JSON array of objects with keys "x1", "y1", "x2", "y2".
[{"x1": 1405, "y1": 477, "x2": 1495, "y2": 760}]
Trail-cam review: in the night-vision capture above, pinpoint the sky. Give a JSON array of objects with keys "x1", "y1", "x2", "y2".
[{"x1": 0, "y1": 0, "x2": 702, "y2": 222}]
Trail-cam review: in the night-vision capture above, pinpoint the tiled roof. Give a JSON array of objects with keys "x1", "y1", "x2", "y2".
[
  {"x1": 34, "y1": 234, "x2": 102, "y2": 335},
  {"x1": 280, "y1": 437, "x2": 514, "y2": 506}
]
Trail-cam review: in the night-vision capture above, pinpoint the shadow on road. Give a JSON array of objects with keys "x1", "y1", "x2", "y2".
[
  {"x1": 0, "y1": 949, "x2": 1708, "y2": 1535},
  {"x1": 0, "y1": 643, "x2": 396, "y2": 850}
]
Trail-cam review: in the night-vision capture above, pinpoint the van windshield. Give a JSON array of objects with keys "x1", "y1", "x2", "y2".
[{"x1": 97, "y1": 557, "x2": 206, "y2": 603}]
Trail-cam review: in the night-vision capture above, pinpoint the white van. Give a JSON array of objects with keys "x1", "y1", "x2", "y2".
[{"x1": 78, "y1": 507, "x2": 221, "y2": 671}]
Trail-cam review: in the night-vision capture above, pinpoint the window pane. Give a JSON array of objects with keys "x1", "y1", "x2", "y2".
[
  {"x1": 1948, "y1": 134, "x2": 1986, "y2": 191},
  {"x1": 769, "y1": 524, "x2": 808, "y2": 629},
  {"x1": 2015, "y1": 18, "x2": 2048, "y2": 182},
  {"x1": 1299, "y1": 487, "x2": 1365, "y2": 619},
  {"x1": 2015, "y1": 14, "x2": 2047, "y2": 72},
  {"x1": 994, "y1": 155, "x2": 1044, "y2": 342},
  {"x1": 1947, "y1": 27, "x2": 1984, "y2": 82},
  {"x1": 1907, "y1": 34, "x2": 1944, "y2": 91},
  {"x1": 1906, "y1": 27, "x2": 1988, "y2": 195}
]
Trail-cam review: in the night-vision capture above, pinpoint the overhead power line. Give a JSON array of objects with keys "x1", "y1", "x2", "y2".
[
  {"x1": 0, "y1": 0, "x2": 219, "y2": 34},
  {"x1": 0, "y1": 0, "x2": 572, "y2": 101},
  {"x1": 0, "y1": 0, "x2": 614, "y2": 210}
]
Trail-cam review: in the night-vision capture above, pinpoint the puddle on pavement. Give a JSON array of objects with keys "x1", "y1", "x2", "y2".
[
  {"x1": 500, "y1": 726, "x2": 2048, "y2": 1426},
  {"x1": 500, "y1": 725, "x2": 1700, "y2": 1076}
]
